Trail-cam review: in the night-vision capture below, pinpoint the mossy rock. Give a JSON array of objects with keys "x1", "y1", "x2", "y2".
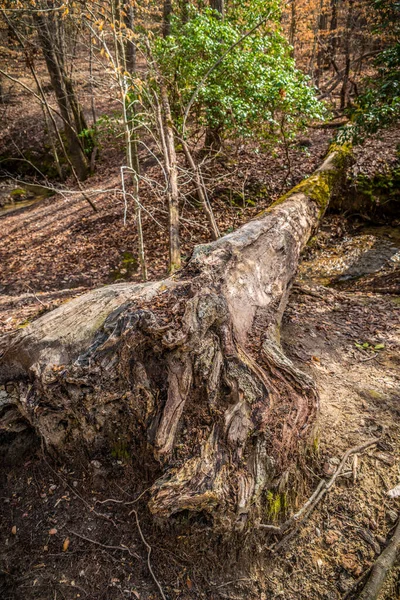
[
  {"x1": 109, "y1": 251, "x2": 139, "y2": 282},
  {"x1": 10, "y1": 188, "x2": 28, "y2": 201}
]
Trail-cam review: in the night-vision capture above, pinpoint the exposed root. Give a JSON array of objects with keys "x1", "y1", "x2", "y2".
[{"x1": 131, "y1": 509, "x2": 168, "y2": 600}]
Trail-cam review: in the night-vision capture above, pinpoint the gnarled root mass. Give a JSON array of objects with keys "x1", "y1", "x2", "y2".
[{"x1": 0, "y1": 148, "x2": 350, "y2": 532}]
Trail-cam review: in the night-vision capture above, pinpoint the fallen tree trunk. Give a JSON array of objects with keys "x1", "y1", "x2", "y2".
[{"x1": 0, "y1": 145, "x2": 350, "y2": 532}]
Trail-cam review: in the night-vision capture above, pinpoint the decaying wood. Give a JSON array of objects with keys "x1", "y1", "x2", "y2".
[{"x1": 0, "y1": 146, "x2": 350, "y2": 532}]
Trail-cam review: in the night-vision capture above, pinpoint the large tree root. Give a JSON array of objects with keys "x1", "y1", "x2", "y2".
[{"x1": 0, "y1": 146, "x2": 350, "y2": 532}]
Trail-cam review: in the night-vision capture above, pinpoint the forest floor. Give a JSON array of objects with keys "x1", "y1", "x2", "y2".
[
  {"x1": 1, "y1": 219, "x2": 399, "y2": 600},
  {"x1": 1, "y1": 83, "x2": 400, "y2": 599}
]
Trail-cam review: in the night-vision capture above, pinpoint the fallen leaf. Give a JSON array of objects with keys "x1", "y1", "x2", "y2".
[
  {"x1": 63, "y1": 537, "x2": 70, "y2": 552},
  {"x1": 342, "y1": 554, "x2": 361, "y2": 575},
  {"x1": 324, "y1": 530, "x2": 339, "y2": 545}
]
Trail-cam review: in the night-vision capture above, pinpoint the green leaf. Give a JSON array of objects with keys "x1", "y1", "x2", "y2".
[{"x1": 374, "y1": 343, "x2": 385, "y2": 350}]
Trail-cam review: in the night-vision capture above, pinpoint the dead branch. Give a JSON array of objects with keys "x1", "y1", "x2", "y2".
[
  {"x1": 130, "y1": 509, "x2": 167, "y2": 600},
  {"x1": 259, "y1": 439, "x2": 379, "y2": 551},
  {"x1": 357, "y1": 516, "x2": 400, "y2": 600}
]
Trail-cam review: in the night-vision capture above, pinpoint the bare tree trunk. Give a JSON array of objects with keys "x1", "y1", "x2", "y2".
[
  {"x1": 315, "y1": 0, "x2": 328, "y2": 88},
  {"x1": 340, "y1": 0, "x2": 354, "y2": 109},
  {"x1": 329, "y1": 0, "x2": 338, "y2": 60},
  {"x1": 0, "y1": 146, "x2": 350, "y2": 533},
  {"x1": 116, "y1": 4, "x2": 148, "y2": 282},
  {"x1": 289, "y1": 0, "x2": 296, "y2": 53},
  {"x1": 34, "y1": 13, "x2": 89, "y2": 180},
  {"x1": 160, "y1": 86, "x2": 181, "y2": 272},
  {"x1": 163, "y1": 0, "x2": 172, "y2": 37},
  {"x1": 125, "y1": 5, "x2": 136, "y2": 73},
  {"x1": 210, "y1": 0, "x2": 224, "y2": 17}
]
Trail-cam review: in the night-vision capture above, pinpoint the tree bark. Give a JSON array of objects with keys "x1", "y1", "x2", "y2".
[
  {"x1": 163, "y1": 0, "x2": 172, "y2": 37},
  {"x1": 289, "y1": 0, "x2": 296, "y2": 53},
  {"x1": 34, "y1": 13, "x2": 89, "y2": 181},
  {"x1": 160, "y1": 86, "x2": 182, "y2": 272},
  {"x1": 0, "y1": 147, "x2": 350, "y2": 532},
  {"x1": 210, "y1": 0, "x2": 224, "y2": 17}
]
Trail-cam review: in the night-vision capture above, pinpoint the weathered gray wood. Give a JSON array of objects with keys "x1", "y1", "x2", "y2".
[{"x1": 0, "y1": 146, "x2": 350, "y2": 532}]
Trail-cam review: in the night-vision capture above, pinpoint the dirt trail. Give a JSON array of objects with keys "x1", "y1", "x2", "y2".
[{"x1": 271, "y1": 285, "x2": 400, "y2": 599}]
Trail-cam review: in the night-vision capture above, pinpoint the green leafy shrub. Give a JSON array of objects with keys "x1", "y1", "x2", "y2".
[{"x1": 152, "y1": 2, "x2": 326, "y2": 143}]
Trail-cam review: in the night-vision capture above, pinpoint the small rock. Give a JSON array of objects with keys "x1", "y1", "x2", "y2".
[
  {"x1": 387, "y1": 510, "x2": 398, "y2": 523},
  {"x1": 11, "y1": 525, "x2": 17, "y2": 535},
  {"x1": 91, "y1": 460, "x2": 102, "y2": 470},
  {"x1": 73, "y1": 481, "x2": 78, "y2": 487},
  {"x1": 376, "y1": 535, "x2": 386, "y2": 545},
  {"x1": 369, "y1": 518, "x2": 378, "y2": 530},
  {"x1": 387, "y1": 484, "x2": 400, "y2": 498},
  {"x1": 48, "y1": 528, "x2": 57, "y2": 535},
  {"x1": 323, "y1": 462, "x2": 336, "y2": 476},
  {"x1": 315, "y1": 527, "x2": 321, "y2": 537}
]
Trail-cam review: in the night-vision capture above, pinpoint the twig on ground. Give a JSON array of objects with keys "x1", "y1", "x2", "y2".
[
  {"x1": 259, "y1": 439, "x2": 379, "y2": 552},
  {"x1": 359, "y1": 352, "x2": 379, "y2": 362},
  {"x1": 42, "y1": 457, "x2": 119, "y2": 527},
  {"x1": 68, "y1": 530, "x2": 140, "y2": 560},
  {"x1": 130, "y1": 508, "x2": 167, "y2": 600},
  {"x1": 96, "y1": 486, "x2": 151, "y2": 506}
]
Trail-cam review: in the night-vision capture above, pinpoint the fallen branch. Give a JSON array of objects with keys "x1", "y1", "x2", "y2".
[
  {"x1": 130, "y1": 509, "x2": 167, "y2": 600},
  {"x1": 357, "y1": 516, "x2": 400, "y2": 600},
  {"x1": 309, "y1": 118, "x2": 349, "y2": 128}
]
